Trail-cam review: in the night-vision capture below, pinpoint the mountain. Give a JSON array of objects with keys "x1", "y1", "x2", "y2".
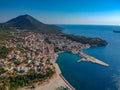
[
  {"x1": 0, "y1": 14, "x2": 62, "y2": 33},
  {"x1": 0, "y1": 14, "x2": 108, "y2": 46}
]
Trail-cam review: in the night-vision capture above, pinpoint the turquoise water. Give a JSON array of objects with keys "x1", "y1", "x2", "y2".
[{"x1": 56, "y1": 25, "x2": 120, "y2": 90}]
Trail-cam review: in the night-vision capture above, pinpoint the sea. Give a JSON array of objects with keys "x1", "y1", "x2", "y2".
[{"x1": 56, "y1": 25, "x2": 120, "y2": 90}]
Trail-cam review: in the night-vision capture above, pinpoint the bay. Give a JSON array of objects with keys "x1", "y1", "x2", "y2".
[{"x1": 56, "y1": 25, "x2": 120, "y2": 90}]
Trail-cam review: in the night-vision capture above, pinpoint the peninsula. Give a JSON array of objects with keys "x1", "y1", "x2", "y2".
[{"x1": 0, "y1": 15, "x2": 108, "y2": 90}]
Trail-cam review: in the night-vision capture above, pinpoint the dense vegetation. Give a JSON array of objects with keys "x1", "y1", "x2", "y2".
[
  {"x1": 64, "y1": 34, "x2": 108, "y2": 46},
  {"x1": 0, "y1": 28, "x2": 15, "y2": 41},
  {"x1": 0, "y1": 69, "x2": 55, "y2": 90},
  {"x1": 0, "y1": 46, "x2": 13, "y2": 58},
  {"x1": 0, "y1": 67, "x2": 7, "y2": 75}
]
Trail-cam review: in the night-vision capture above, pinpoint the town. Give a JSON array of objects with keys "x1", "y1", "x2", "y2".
[{"x1": 0, "y1": 31, "x2": 90, "y2": 90}]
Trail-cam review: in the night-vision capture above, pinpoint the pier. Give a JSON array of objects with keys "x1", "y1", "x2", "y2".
[{"x1": 78, "y1": 52, "x2": 109, "y2": 67}]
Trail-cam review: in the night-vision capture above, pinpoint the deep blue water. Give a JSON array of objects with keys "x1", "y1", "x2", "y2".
[{"x1": 56, "y1": 25, "x2": 120, "y2": 90}]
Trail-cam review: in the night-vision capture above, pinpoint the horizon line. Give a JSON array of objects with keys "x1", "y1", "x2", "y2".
[{"x1": 52, "y1": 24, "x2": 120, "y2": 26}]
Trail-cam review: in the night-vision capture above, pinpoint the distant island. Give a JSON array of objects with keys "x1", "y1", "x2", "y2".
[
  {"x1": 113, "y1": 30, "x2": 120, "y2": 33},
  {"x1": 0, "y1": 14, "x2": 108, "y2": 90}
]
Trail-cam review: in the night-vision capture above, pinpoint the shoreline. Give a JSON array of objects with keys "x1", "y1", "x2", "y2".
[
  {"x1": 19, "y1": 47, "x2": 107, "y2": 90},
  {"x1": 19, "y1": 52, "x2": 76, "y2": 90},
  {"x1": 31, "y1": 63, "x2": 75, "y2": 90},
  {"x1": 33, "y1": 50, "x2": 76, "y2": 90}
]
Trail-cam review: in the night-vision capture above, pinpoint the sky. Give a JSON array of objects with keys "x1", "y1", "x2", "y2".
[{"x1": 0, "y1": 0, "x2": 120, "y2": 25}]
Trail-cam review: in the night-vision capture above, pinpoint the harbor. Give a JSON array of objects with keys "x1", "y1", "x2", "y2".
[{"x1": 78, "y1": 52, "x2": 109, "y2": 67}]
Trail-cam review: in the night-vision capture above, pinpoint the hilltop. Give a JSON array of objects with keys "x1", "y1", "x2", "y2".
[{"x1": 0, "y1": 14, "x2": 62, "y2": 34}]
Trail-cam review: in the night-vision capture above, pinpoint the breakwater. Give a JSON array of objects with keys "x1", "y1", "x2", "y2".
[{"x1": 78, "y1": 52, "x2": 109, "y2": 67}]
